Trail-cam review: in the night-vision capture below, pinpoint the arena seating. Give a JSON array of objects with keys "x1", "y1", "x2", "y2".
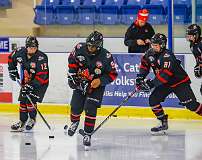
[
  {"x1": 0, "y1": 0, "x2": 11, "y2": 8},
  {"x1": 34, "y1": 0, "x2": 193, "y2": 25}
]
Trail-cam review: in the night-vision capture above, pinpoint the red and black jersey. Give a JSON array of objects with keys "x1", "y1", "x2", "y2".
[
  {"x1": 139, "y1": 48, "x2": 190, "y2": 88},
  {"x1": 8, "y1": 47, "x2": 49, "y2": 89},
  {"x1": 190, "y1": 37, "x2": 202, "y2": 66},
  {"x1": 68, "y1": 43, "x2": 118, "y2": 86}
]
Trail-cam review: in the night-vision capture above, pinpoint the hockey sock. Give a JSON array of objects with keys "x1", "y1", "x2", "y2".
[
  {"x1": 151, "y1": 104, "x2": 165, "y2": 119},
  {"x1": 19, "y1": 102, "x2": 28, "y2": 122},
  {"x1": 70, "y1": 112, "x2": 81, "y2": 122},
  {"x1": 84, "y1": 115, "x2": 96, "y2": 133},
  {"x1": 27, "y1": 103, "x2": 37, "y2": 120}
]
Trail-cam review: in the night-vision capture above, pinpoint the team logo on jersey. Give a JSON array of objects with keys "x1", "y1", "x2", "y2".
[
  {"x1": 77, "y1": 55, "x2": 85, "y2": 62},
  {"x1": 145, "y1": 29, "x2": 148, "y2": 33},
  {"x1": 16, "y1": 57, "x2": 23, "y2": 63},
  {"x1": 106, "y1": 52, "x2": 112, "y2": 59},
  {"x1": 148, "y1": 56, "x2": 155, "y2": 62},
  {"x1": 94, "y1": 68, "x2": 101, "y2": 75},
  {"x1": 164, "y1": 53, "x2": 170, "y2": 58},
  {"x1": 38, "y1": 56, "x2": 44, "y2": 61},
  {"x1": 30, "y1": 62, "x2": 36, "y2": 68},
  {"x1": 96, "y1": 61, "x2": 103, "y2": 68}
]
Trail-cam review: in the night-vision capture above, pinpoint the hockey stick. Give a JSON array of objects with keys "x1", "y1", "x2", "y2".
[
  {"x1": 79, "y1": 89, "x2": 138, "y2": 136},
  {"x1": 16, "y1": 79, "x2": 52, "y2": 131}
]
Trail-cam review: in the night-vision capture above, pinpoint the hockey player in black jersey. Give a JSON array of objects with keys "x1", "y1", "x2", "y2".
[
  {"x1": 67, "y1": 31, "x2": 117, "y2": 149},
  {"x1": 135, "y1": 33, "x2": 202, "y2": 134},
  {"x1": 8, "y1": 36, "x2": 49, "y2": 131},
  {"x1": 186, "y1": 24, "x2": 202, "y2": 95}
]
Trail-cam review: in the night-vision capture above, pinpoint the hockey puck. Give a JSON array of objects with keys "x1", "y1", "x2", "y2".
[
  {"x1": 112, "y1": 115, "x2": 117, "y2": 117},
  {"x1": 64, "y1": 125, "x2": 68, "y2": 130},
  {"x1": 25, "y1": 142, "x2": 31, "y2": 145},
  {"x1": 49, "y1": 136, "x2": 54, "y2": 139}
]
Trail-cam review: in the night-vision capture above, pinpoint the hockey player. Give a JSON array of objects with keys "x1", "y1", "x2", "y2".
[
  {"x1": 124, "y1": 9, "x2": 155, "y2": 53},
  {"x1": 186, "y1": 24, "x2": 202, "y2": 95},
  {"x1": 67, "y1": 31, "x2": 118, "y2": 148},
  {"x1": 8, "y1": 36, "x2": 49, "y2": 131},
  {"x1": 135, "y1": 33, "x2": 202, "y2": 134}
]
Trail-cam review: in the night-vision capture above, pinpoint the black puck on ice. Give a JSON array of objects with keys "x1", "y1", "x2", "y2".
[
  {"x1": 112, "y1": 115, "x2": 117, "y2": 117},
  {"x1": 25, "y1": 142, "x2": 31, "y2": 145},
  {"x1": 64, "y1": 125, "x2": 68, "y2": 130},
  {"x1": 49, "y1": 135, "x2": 54, "y2": 139}
]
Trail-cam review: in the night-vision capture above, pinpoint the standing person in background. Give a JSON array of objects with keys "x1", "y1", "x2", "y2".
[
  {"x1": 67, "y1": 31, "x2": 118, "y2": 149},
  {"x1": 124, "y1": 9, "x2": 155, "y2": 53},
  {"x1": 186, "y1": 24, "x2": 202, "y2": 95},
  {"x1": 8, "y1": 36, "x2": 49, "y2": 132}
]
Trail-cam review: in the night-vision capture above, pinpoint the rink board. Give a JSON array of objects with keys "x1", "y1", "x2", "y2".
[{"x1": 0, "y1": 103, "x2": 202, "y2": 120}]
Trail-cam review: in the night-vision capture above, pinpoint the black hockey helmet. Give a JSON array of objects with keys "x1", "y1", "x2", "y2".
[
  {"x1": 25, "y1": 36, "x2": 39, "y2": 48},
  {"x1": 86, "y1": 31, "x2": 103, "y2": 50},
  {"x1": 151, "y1": 33, "x2": 167, "y2": 49},
  {"x1": 186, "y1": 24, "x2": 201, "y2": 41}
]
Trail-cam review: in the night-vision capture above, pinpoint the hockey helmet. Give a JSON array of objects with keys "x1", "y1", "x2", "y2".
[
  {"x1": 25, "y1": 36, "x2": 39, "y2": 48},
  {"x1": 151, "y1": 33, "x2": 167, "y2": 49},
  {"x1": 86, "y1": 31, "x2": 103, "y2": 50},
  {"x1": 186, "y1": 24, "x2": 201, "y2": 41}
]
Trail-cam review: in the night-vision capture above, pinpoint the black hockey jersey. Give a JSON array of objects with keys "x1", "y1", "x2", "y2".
[
  {"x1": 138, "y1": 48, "x2": 190, "y2": 88},
  {"x1": 8, "y1": 47, "x2": 49, "y2": 90},
  {"x1": 124, "y1": 22, "x2": 155, "y2": 53},
  {"x1": 68, "y1": 43, "x2": 118, "y2": 86},
  {"x1": 190, "y1": 37, "x2": 202, "y2": 65}
]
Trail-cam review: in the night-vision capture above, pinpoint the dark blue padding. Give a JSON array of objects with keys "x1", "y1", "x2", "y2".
[
  {"x1": 0, "y1": 0, "x2": 11, "y2": 8},
  {"x1": 120, "y1": 5, "x2": 141, "y2": 25},
  {"x1": 173, "y1": 4, "x2": 190, "y2": 24},
  {"x1": 41, "y1": 0, "x2": 60, "y2": 6},
  {"x1": 83, "y1": 0, "x2": 103, "y2": 7},
  {"x1": 99, "y1": 5, "x2": 119, "y2": 25},
  {"x1": 55, "y1": 5, "x2": 75, "y2": 24},
  {"x1": 34, "y1": 5, "x2": 55, "y2": 25},
  {"x1": 104, "y1": 0, "x2": 124, "y2": 7},
  {"x1": 143, "y1": 4, "x2": 166, "y2": 25},
  {"x1": 126, "y1": 0, "x2": 147, "y2": 6},
  {"x1": 196, "y1": 4, "x2": 202, "y2": 24},
  {"x1": 77, "y1": 6, "x2": 96, "y2": 24},
  {"x1": 149, "y1": 0, "x2": 167, "y2": 7},
  {"x1": 61, "y1": 0, "x2": 81, "y2": 8}
]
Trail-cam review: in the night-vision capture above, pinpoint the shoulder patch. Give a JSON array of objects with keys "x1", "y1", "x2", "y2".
[
  {"x1": 38, "y1": 56, "x2": 44, "y2": 61},
  {"x1": 106, "y1": 52, "x2": 112, "y2": 59}
]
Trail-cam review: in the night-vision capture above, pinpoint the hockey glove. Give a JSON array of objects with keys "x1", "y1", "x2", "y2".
[
  {"x1": 90, "y1": 78, "x2": 101, "y2": 89},
  {"x1": 135, "y1": 76, "x2": 144, "y2": 90},
  {"x1": 79, "y1": 80, "x2": 92, "y2": 95},
  {"x1": 22, "y1": 84, "x2": 39, "y2": 101},
  {"x1": 137, "y1": 79, "x2": 154, "y2": 92},
  {"x1": 194, "y1": 64, "x2": 202, "y2": 78},
  {"x1": 8, "y1": 69, "x2": 20, "y2": 81},
  {"x1": 67, "y1": 73, "x2": 80, "y2": 89}
]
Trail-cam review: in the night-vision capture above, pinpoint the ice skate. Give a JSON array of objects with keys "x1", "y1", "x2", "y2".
[
  {"x1": 83, "y1": 133, "x2": 91, "y2": 151},
  {"x1": 11, "y1": 121, "x2": 25, "y2": 132},
  {"x1": 68, "y1": 121, "x2": 79, "y2": 136},
  {"x1": 151, "y1": 114, "x2": 168, "y2": 135},
  {"x1": 25, "y1": 118, "x2": 36, "y2": 131}
]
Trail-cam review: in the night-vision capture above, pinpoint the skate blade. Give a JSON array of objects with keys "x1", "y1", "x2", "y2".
[
  {"x1": 151, "y1": 130, "x2": 167, "y2": 136},
  {"x1": 84, "y1": 146, "x2": 90, "y2": 151}
]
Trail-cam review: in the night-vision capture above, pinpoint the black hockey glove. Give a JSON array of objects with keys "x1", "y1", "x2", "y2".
[
  {"x1": 22, "y1": 84, "x2": 39, "y2": 101},
  {"x1": 136, "y1": 79, "x2": 154, "y2": 92},
  {"x1": 8, "y1": 69, "x2": 20, "y2": 81},
  {"x1": 194, "y1": 64, "x2": 202, "y2": 78},
  {"x1": 67, "y1": 73, "x2": 80, "y2": 89}
]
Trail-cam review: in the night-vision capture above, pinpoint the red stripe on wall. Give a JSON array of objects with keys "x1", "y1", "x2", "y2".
[
  {"x1": 0, "y1": 92, "x2": 12, "y2": 103},
  {"x1": 0, "y1": 54, "x2": 9, "y2": 64}
]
